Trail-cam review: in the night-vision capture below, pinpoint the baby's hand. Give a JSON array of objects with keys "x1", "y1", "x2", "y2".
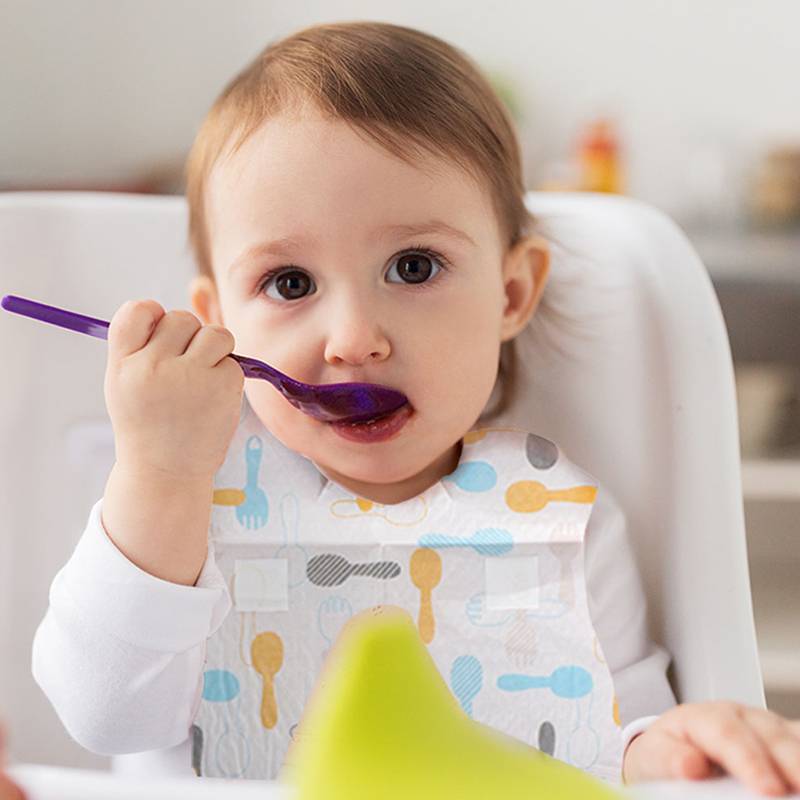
[
  {"x1": 104, "y1": 300, "x2": 244, "y2": 481},
  {"x1": 0, "y1": 726, "x2": 25, "y2": 800},
  {"x1": 623, "y1": 701, "x2": 800, "y2": 796}
]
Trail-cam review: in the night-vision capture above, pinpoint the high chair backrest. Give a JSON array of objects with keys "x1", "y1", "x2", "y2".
[
  {"x1": 501, "y1": 191, "x2": 764, "y2": 709},
  {"x1": 0, "y1": 190, "x2": 765, "y2": 772}
]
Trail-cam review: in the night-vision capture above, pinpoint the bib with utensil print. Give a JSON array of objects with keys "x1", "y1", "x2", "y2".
[{"x1": 192, "y1": 396, "x2": 624, "y2": 783}]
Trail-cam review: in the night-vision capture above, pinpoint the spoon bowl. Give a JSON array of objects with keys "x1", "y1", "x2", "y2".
[{"x1": 1, "y1": 294, "x2": 409, "y2": 424}]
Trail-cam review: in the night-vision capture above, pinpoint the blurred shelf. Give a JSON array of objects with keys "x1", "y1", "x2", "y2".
[
  {"x1": 759, "y1": 647, "x2": 800, "y2": 693},
  {"x1": 749, "y1": 552, "x2": 799, "y2": 694},
  {"x1": 742, "y1": 458, "x2": 800, "y2": 501},
  {"x1": 685, "y1": 225, "x2": 800, "y2": 283}
]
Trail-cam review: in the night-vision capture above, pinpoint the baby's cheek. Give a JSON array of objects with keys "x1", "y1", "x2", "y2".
[{"x1": 244, "y1": 381, "x2": 319, "y2": 455}]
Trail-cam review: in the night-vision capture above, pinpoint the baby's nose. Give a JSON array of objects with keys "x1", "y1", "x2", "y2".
[
  {"x1": 324, "y1": 335, "x2": 389, "y2": 366},
  {"x1": 322, "y1": 307, "x2": 391, "y2": 366}
]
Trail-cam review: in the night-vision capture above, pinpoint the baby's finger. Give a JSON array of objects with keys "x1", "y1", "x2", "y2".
[
  {"x1": 787, "y1": 720, "x2": 800, "y2": 735},
  {"x1": 145, "y1": 309, "x2": 202, "y2": 359},
  {"x1": 745, "y1": 710, "x2": 800, "y2": 793},
  {"x1": 183, "y1": 324, "x2": 236, "y2": 367},
  {"x1": 625, "y1": 729, "x2": 712, "y2": 783},
  {"x1": 686, "y1": 710, "x2": 787, "y2": 795},
  {"x1": 667, "y1": 740, "x2": 714, "y2": 781},
  {"x1": 107, "y1": 299, "x2": 165, "y2": 360}
]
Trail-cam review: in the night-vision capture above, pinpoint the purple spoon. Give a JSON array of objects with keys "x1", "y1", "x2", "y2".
[{"x1": 1, "y1": 294, "x2": 409, "y2": 424}]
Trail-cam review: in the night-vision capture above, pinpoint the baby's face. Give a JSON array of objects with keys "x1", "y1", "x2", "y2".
[{"x1": 194, "y1": 104, "x2": 531, "y2": 503}]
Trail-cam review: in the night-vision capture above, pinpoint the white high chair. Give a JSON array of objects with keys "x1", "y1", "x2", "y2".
[{"x1": 0, "y1": 190, "x2": 765, "y2": 775}]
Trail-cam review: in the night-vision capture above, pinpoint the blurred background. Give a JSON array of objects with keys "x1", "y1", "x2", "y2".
[{"x1": 1, "y1": 0, "x2": 798, "y2": 770}]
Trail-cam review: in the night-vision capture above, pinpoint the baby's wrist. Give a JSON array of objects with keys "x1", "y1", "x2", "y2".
[
  {"x1": 112, "y1": 456, "x2": 216, "y2": 489},
  {"x1": 622, "y1": 731, "x2": 647, "y2": 784}
]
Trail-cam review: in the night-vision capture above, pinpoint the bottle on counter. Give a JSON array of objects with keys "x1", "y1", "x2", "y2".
[{"x1": 577, "y1": 118, "x2": 624, "y2": 194}]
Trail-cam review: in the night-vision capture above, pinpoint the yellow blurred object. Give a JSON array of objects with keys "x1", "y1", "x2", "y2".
[
  {"x1": 577, "y1": 119, "x2": 624, "y2": 194},
  {"x1": 282, "y1": 606, "x2": 622, "y2": 800},
  {"x1": 749, "y1": 145, "x2": 800, "y2": 226}
]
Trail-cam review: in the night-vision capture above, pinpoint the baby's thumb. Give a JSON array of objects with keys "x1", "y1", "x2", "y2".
[
  {"x1": 107, "y1": 299, "x2": 164, "y2": 361},
  {"x1": 625, "y1": 730, "x2": 713, "y2": 784}
]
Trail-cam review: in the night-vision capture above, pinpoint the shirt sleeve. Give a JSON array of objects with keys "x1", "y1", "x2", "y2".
[
  {"x1": 584, "y1": 483, "x2": 677, "y2": 756},
  {"x1": 31, "y1": 497, "x2": 232, "y2": 755}
]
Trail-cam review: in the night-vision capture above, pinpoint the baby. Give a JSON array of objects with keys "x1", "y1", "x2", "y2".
[{"x1": 31, "y1": 20, "x2": 800, "y2": 794}]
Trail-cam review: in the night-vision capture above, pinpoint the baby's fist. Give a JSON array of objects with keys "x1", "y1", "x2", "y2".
[
  {"x1": 105, "y1": 299, "x2": 245, "y2": 480},
  {"x1": 623, "y1": 701, "x2": 800, "y2": 796}
]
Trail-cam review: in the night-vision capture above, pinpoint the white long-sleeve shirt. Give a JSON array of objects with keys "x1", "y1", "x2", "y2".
[{"x1": 31, "y1": 481, "x2": 676, "y2": 773}]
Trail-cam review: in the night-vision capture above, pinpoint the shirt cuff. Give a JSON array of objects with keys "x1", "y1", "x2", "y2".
[
  {"x1": 621, "y1": 714, "x2": 660, "y2": 755},
  {"x1": 51, "y1": 497, "x2": 232, "y2": 653}
]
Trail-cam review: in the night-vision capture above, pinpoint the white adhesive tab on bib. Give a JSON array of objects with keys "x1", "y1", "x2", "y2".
[
  {"x1": 234, "y1": 559, "x2": 288, "y2": 612},
  {"x1": 485, "y1": 556, "x2": 540, "y2": 609}
]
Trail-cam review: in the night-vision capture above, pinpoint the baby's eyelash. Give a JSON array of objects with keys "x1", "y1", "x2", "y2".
[
  {"x1": 403, "y1": 244, "x2": 452, "y2": 271},
  {"x1": 255, "y1": 244, "x2": 451, "y2": 294},
  {"x1": 256, "y1": 265, "x2": 294, "y2": 293}
]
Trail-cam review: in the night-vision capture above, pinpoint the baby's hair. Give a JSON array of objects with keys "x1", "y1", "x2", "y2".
[{"x1": 184, "y1": 20, "x2": 547, "y2": 424}]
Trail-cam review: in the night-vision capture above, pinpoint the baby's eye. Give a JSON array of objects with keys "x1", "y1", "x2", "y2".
[
  {"x1": 386, "y1": 250, "x2": 444, "y2": 286},
  {"x1": 262, "y1": 270, "x2": 314, "y2": 302},
  {"x1": 259, "y1": 249, "x2": 446, "y2": 302}
]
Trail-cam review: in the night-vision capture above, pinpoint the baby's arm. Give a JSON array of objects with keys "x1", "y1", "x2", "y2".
[
  {"x1": 32, "y1": 300, "x2": 242, "y2": 754},
  {"x1": 98, "y1": 299, "x2": 244, "y2": 586},
  {"x1": 31, "y1": 497, "x2": 232, "y2": 754},
  {"x1": 584, "y1": 483, "x2": 677, "y2": 754}
]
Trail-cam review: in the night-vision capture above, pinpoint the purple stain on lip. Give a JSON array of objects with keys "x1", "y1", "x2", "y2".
[{"x1": 1, "y1": 294, "x2": 409, "y2": 423}]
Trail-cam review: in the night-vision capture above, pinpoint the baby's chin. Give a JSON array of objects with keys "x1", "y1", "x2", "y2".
[{"x1": 315, "y1": 456, "x2": 421, "y2": 486}]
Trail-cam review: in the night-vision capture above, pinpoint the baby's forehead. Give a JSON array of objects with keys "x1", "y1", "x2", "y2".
[
  {"x1": 209, "y1": 110, "x2": 484, "y2": 199},
  {"x1": 204, "y1": 114, "x2": 504, "y2": 264}
]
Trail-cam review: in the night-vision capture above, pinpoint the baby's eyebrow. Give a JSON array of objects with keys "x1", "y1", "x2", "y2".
[
  {"x1": 228, "y1": 219, "x2": 475, "y2": 276},
  {"x1": 374, "y1": 220, "x2": 475, "y2": 247}
]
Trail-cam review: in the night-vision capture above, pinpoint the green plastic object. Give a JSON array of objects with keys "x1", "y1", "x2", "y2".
[{"x1": 282, "y1": 606, "x2": 623, "y2": 800}]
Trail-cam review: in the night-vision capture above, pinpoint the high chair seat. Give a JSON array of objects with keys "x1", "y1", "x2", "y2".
[{"x1": 0, "y1": 190, "x2": 764, "y2": 774}]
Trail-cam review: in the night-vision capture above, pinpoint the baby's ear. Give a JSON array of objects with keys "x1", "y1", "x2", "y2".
[
  {"x1": 500, "y1": 235, "x2": 550, "y2": 342},
  {"x1": 189, "y1": 275, "x2": 224, "y2": 325}
]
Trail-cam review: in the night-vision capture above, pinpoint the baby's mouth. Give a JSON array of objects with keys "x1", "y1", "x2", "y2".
[
  {"x1": 326, "y1": 403, "x2": 414, "y2": 443},
  {"x1": 333, "y1": 402, "x2": 411, "y2": 427}
]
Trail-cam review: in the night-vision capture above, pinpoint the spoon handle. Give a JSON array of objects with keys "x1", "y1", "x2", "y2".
[
  {"x1": 2, "y1": 294, "x2": 110, "y2": 339},
  {"x1": 1, "y1": 294, "x2": 283, "y2": 386},
  {"x1": 228, "y1": 353, "x2": 282, "y2": 385}
]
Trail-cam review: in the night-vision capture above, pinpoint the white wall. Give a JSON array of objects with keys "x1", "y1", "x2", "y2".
[{"x1": 2, "y1": 0, "x2": 799, "y2": 221}]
